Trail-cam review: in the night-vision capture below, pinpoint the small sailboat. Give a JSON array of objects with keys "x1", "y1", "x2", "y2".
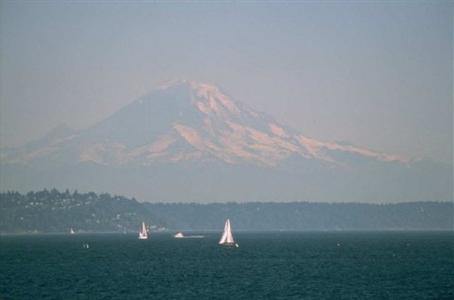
[
  {"x1": 70, "y1": 228, "x2": 75, "y2": 235},
  {"x1": 138, "y1": 222, "x2": 148, "y2": 240},
  {"x1": 174, "y1": 232, "x2": 184, "y2": 238},
  {"x1": 219, "y1": 219, "x2": 239, "y2": 247}
]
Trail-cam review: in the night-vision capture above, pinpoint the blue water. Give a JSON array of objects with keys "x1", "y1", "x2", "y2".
[{"x1": 1, "y1": 232, "x2": 453, "y2": 299}]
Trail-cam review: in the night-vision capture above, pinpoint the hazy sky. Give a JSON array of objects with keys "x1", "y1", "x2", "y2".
[{"x1": 0, "y1": 1, "x2": 452, "y2": 163}]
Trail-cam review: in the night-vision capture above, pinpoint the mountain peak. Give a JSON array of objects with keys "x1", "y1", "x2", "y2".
[
  {"x1": 2, "y1": 80, "x2": 407, "y2": 167},
  {"x1": 1, "y1": 81, "x2": 449, "y2": 203},
  {"x1": 152, "y1": 79, "x2": 240, "y2": 117}
]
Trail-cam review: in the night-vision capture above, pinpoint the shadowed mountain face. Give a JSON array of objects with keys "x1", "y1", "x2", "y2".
[{"x1": 0, "y1": 81, "x2": 452, "y2": 202}]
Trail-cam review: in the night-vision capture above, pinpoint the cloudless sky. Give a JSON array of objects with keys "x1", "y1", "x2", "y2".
[{"x1": 0, "y1": 1, "x2": 452, "y2": 162}]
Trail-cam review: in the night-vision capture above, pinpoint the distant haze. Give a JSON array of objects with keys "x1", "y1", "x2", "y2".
[
  {"x1": 1, "y1": 81, "x2": 451, "y2": 203},
  {"x1": 0, "y1": 1, "x2": 452, "y2": 163}
]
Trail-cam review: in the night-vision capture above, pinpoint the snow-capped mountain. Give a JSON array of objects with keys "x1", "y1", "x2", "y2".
[
  {"x1": 0, "y1": 80, "x2": 451, "y2": 202},
  {"x1": 1, "y1": 80, "x2": 403, "y2": 166}
]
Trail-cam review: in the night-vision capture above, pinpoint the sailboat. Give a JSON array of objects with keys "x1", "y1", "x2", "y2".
[
  {"x1": 138, "y1": 222, "x2": 148, "y2": 240},
  {"x1": 219, "y1": 219, "x2": 239, "y2": 247},
  {"x1": 70, "y1": 228, "x2": 75, "y2": 235}
]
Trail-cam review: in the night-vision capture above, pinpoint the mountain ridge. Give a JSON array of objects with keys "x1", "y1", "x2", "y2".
[
  {"x1": 1, "y1": 80, "x2": 406, "y2": 166},
  {"x1": 0, "y1": 80, "x2": 451, "y2": 202}
]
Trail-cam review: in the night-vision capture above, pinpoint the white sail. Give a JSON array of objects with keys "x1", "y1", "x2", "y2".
[
  {"x1": 70, "y1": 228, "x2": 75, "y2": 235},
  {"x1": 138, "y1": 222, "x2": 148, "y2": 239},
  {"x1": 219, "y1": 219, "x2": 235, "y2": 245}
]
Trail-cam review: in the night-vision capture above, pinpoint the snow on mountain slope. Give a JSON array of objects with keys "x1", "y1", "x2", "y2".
[
  {"x1": 1, "y1": 80, "x2": 450, "y2": 202},
  {"x1": 0, "y1": 80, "x2": 404, "y2": 167}
]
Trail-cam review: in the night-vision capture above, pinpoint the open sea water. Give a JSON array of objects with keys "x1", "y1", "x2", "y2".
[{"x1": 1, "y1": 232, "x2": 453, "y2": 299}]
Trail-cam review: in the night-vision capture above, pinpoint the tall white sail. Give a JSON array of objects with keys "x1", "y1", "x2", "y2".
[
  {"x1": 138, "y1": 222, "x2": 148, "y2": 239},
  {"x1": 219, "y1": 219, "x2": 235, "y2": 245}
]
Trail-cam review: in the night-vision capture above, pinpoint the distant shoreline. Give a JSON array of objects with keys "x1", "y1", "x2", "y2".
[{"x1": 2, "y1": 190, "x2": 452, "y2": 233}]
